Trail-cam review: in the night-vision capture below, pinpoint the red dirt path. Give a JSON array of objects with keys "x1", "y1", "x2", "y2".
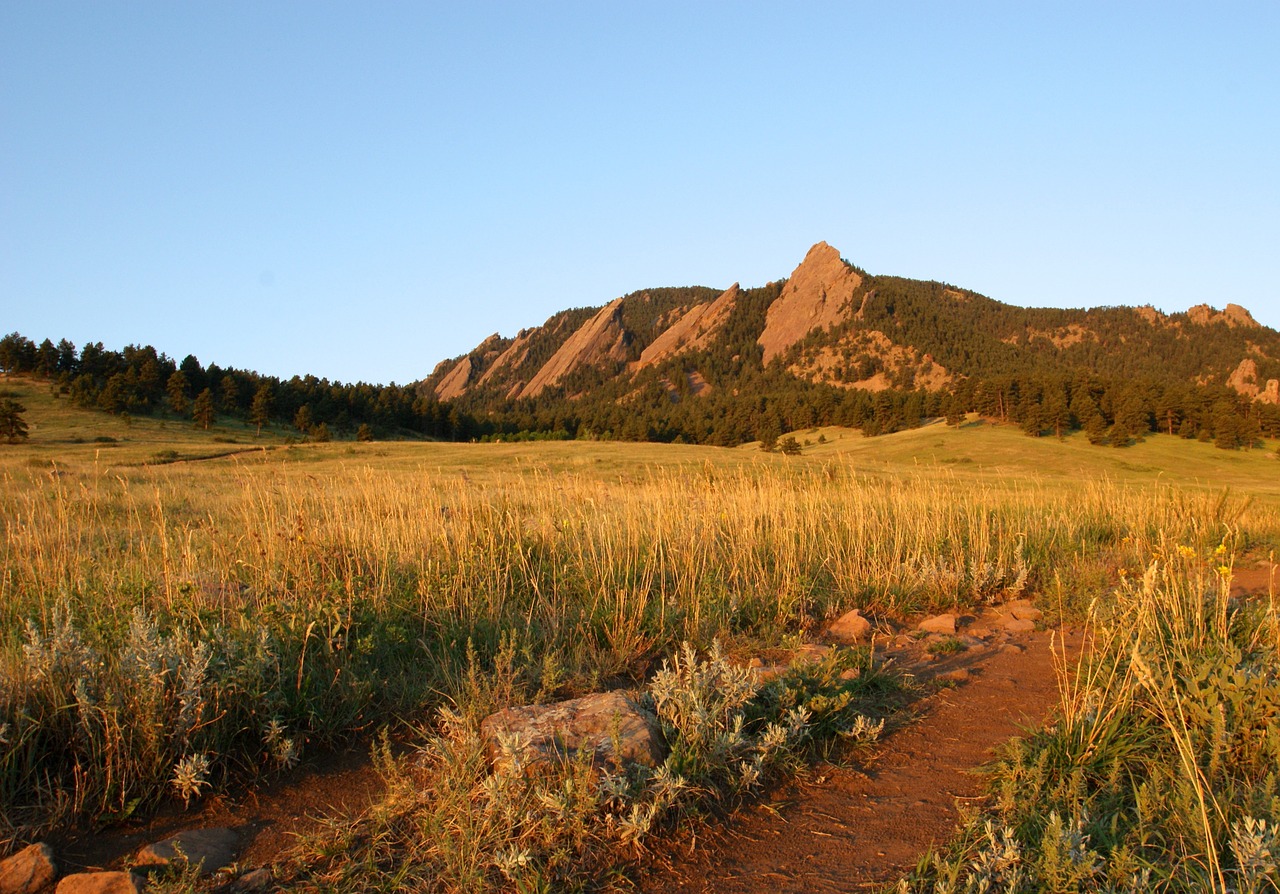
[{"x1": 633, "y1": 626, "x2": 1077, "y2": 893}]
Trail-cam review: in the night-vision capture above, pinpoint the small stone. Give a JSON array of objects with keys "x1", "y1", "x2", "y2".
[
  {"x1": 937, "y1": 669, "x2": 971, "y2": 684},
  {"x1": 838, "y1": 667, "x2": 862, "y2": 681},
  {"x1": 234, "y1": 869, "x2": 272, "y2": 892},
  {"x1": 1005, "y1": 600, "x2": 1043, "y2": 622},
  {"x1": 55, "y1": 873, "x2": 140, "y2": 894},
  {"x1": 1, "y1": 844, "x2": 58, "y2": 894},
  {"x1": 827, "y1": 609, "x2": 873, "y2": 644},
  {"x1": 999, "y1": 643, "x2": 1025, "y2": 655},
  {"x1": 1001, "y1": 617, "x2": 1036, "y2": 634},
  {"x1": 480, "y1": 690, "x2": 665, "y2": 774},
  {"x1": 918, "y1": 614, "x2": 957, "y2": 635},
  {"x1": 751, "y1": 665, "x2": 788, "y2": 683},
  {"x1": 135, "y1": 828, "x2": 239, "y2": 876},
  {"x1": 793, "y1": 643, "x2": 831, "y2": 664},
  {"x1": 746, "y1": 657, "x2": 764, "y2": 669}
]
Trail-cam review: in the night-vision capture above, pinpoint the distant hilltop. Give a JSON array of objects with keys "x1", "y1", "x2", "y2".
[{"x1": 422, "y1": 241, "x2": 1280, "y2": 414}]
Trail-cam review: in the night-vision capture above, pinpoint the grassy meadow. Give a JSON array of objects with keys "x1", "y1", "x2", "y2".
[{"x1": 2, "y1": 374, "x2": 1280, "y2": 890}]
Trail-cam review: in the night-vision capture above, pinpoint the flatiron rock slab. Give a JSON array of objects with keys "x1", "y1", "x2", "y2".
[{"x1": 480, "y1": 690, "x2": 665, "y2": 773}]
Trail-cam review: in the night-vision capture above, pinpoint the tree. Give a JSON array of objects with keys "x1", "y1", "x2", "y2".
[
  {"x1": 219, "y1": 376, "x2": 240, "y2": 414},
  {"x1": 97, "y1": 373, "x2": 128, "y2": 414},
  {"x1": 294, "y1": 404, "x2": 313, "y2": 434},
  {"x1": 777, "y1": 435, "x2": 802, "y2": 455},
  {"x1": 36, "y1": 339, "x2": 58, "y2": 376},
  {"x1": 0, "y1": 398, "x2": 28, "y2": 443},
  {"x1": 192, "y1": 388, "x2": 215, "y2": 430},
  {"x1": 1084, "y1": 412, "x2": 1109, "y2": 445},
  {"x1": 310, "y1": 421, "x2": 331, "y2": 442},
  {"x1": 249, "y1": 384, "x2": 272, "y2": 435},
  {"x1": 167, "y1": 370, "x2": 191, "y2": 415},
  {"x1": 356, "y1": 423, "x2": 374, "y2": 442}
]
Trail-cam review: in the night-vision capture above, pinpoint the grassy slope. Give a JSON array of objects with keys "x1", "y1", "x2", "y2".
[
  {"x1": 6, "y1": 372, "x2": 1280, "y2": 887},
  {"x1": 779, "y1": 419, "x2": 1280, "y2": 503},
  {"x1": 7, "y1": 373, "x2": 1277, "y2": 497},
  {"x1": 0, "y1": 375, "x2": 292, "y2": 467}
]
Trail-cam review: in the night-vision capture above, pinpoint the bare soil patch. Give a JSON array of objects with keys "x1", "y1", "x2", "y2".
[{"x1": 52, "y1": 746, "x2": 384, "y2": 875}]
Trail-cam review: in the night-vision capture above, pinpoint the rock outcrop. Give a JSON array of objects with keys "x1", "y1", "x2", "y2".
[
  {"x1": 758, "y1": 242, "x2": 863, "y2": 364},
  {"x1": 638, "y1": 283, "x2": 740, "y2": 367},
  {"x1": 433, "y1": 356, "x2": 473, "y2": 401},
  {"x1": 479, "y1": 690, "x2": 665, "y2": 773},
  {"x1": 478, "y1": 329, "x2": 539, "y2": 388},
  {"x1": 521, "y1": 299, "x2": 629, "y2": 398},
  {"x1": 1187, "y1": 303, "x2": 1261, "y2": 328},
  {"x1": 1228, "y1": 357, "x2": 1280, "y2": 404}
]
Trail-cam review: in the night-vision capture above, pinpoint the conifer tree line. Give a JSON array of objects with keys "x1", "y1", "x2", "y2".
[
  {"x1": 0, "y1": 333, "x2": 474, "y2": 440},
  {"x1": 3, "y1": 322, "x2": 1278, "y2": 450}
]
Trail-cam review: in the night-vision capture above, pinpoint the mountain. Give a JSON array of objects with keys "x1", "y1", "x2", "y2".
[{"x1": 422, "y1": 243, "x2": 1280, "y2": 433}]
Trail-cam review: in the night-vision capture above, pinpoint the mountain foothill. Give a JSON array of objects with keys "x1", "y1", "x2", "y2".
[{"x1": 3, "y1": 241, "x2": 1279, "y2": 449}]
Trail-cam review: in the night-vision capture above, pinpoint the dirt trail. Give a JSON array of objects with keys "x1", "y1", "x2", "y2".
[
  {"x1": 636, "y1": 627, "x2": 1078, "y2": 893},
  {"x1": 55, "y1": 746, "x2": 385, "y2": 874}
]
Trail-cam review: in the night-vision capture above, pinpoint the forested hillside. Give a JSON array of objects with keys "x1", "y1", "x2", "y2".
[
  {"x1": 0, "y1": 334, "x2": 476, "y2": 441},
  {"x1": 422, "y1": 241, "x2": 1280, "y2": 449}
]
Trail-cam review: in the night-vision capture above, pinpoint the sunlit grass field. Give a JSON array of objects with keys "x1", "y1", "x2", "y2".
[{"x1": 3, "y1": 374, "x2": 1280, "y2": 890}]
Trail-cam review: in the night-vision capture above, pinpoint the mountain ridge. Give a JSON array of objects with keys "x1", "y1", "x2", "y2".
[{"x1": 422, "y1": 241, "x2": 1280, "y2": 409}]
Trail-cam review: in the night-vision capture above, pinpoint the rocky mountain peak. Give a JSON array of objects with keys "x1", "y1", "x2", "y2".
[
  {"x1": 757, "y1": 242, "x2": 863, "y2": 364},
  {"x1": 1187, "y1": 303, "x2": 1261, "y2": 328}
]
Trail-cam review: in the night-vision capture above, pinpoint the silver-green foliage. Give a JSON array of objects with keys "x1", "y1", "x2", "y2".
[{"x1": 291, "y1": 641, "x2": 889, "y2": 893}]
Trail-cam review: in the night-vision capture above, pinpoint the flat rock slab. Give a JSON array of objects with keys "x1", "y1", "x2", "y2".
[
  {"x1": 135, "y1": 828, "x2": 239, "y2": 875},
  {"x1": 0, "y1": 843, "x2": 58, "y2": 894},
  {"x1": 55, "y1": 874, "x2": 140, "y2": 894},
  {"x1": 480, "y1": 690, "x2": 665, "y2": 773}
]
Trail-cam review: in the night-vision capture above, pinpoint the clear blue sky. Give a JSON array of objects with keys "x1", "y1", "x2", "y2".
[{"x1": 4, "y1": 2, "x2": 1278, "y2": 385}]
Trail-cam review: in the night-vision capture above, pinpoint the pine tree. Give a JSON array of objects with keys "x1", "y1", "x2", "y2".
[
  {"x1": 249, "y1": 384, "x2": 272, "y2": 436},
  {"x1": 166, "y1": 370, "x2": 191, "y2": 415},
  {"x1": 219, "y1": 376, "x2": 240, "y2": 414},
  {"x1": 0, "y1": 398, "x2": 29, "y2": 443},
  {"x1": 1084, "y1": 412, "x2": 1109, "y2": 445},
  {"x1": 193, "y1": 388, "x2": 215, "y2": 430}
]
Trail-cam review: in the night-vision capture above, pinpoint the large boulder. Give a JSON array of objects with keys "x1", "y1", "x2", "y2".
[
  {"x1": 0, "y1": 844, "x2": 57, "y2": 894},
  {"x1": 480, "y1": 690, "x2": 665, "y2": 774}
]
